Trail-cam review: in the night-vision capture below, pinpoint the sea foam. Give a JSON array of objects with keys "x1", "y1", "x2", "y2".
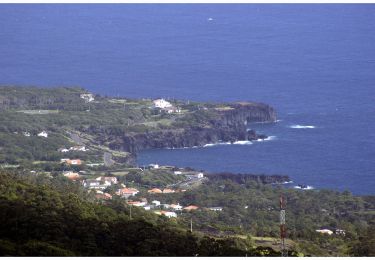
[
  {"x1": 294, "y1": 185, "x2": 314, "y2": 190},
  {"x1": 290, "y1": 125, "x2": 316, "y2": 129},
  {"x1": 255, "y1": 136, "x2": 277, "y2": 142}
]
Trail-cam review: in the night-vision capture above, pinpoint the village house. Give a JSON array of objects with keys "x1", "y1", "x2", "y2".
[
  {"x1": 80, "y1": 93, "x2": 95, "y2": 102},
  {"x1": 152, "y1": 200, "x2": 161, "y2": 206},
  {"x1": 162, "y1": 188, "x2": 175, "y2": 194},
  {"x1": 59, "y1": 148, "x2": 70, "y2": 153},
  {"x1": 61, "y1": 159, "x2": 82, "y2": 165},
  {"x1": 153, "y1": 99, "x2": 172, "y2": 109},
  {"x1": 173, "y1": 171, "x2": 182, "y2": 175},
  {"x1": 83, "y1": 179, "x2": 101, "y2": 189},
  {"x1": 127, "y1": 201, "x2": 146, "y2": 207},
  {"x1": 63, "y1": 171, "x2": 80, "y2": 181},
  {"x1": 335, "y1": 229, "x2": 346, "y2": 236},
  {"x1": 143, "y1": 205, "x2": 151, "y2": 211},
  {"x1": 208, "y1": 207, "x2": 223, "y2": 212},
  {"x1": 164, "y1": 106, "x2": 181, "y2": 114},
  {"x1": 169, "y1": 204, "x2": 183, "y2": 211},
  {"x1": 161, "y1": 211, "x2": 177, "y2": 218},
  {"x1": 116, "y1": 187, "x2": 139, "y2": 198},
  {"x1": 95, "y1": 192, "x2": 112, "y2": 200},
  {"x1": 148, "y1": 188, "x2": 163, "y2": 194},
  {"x1": 149, "y1": 164, "x2": 159, "y2": 169},
  {"x1": 23, "y1": 131, "x2": 31, "y2": 137},
  {"x1": 316, "y1": 228, "x2": 334, "y2": 235},
  {"x1": 154, "y1": 211, "x2": 177, "y2": 218},
  {"x1": 69, "y1": 146, "x2": 88, "y2": 152},
  {"x1": 183, "y1": 205, "x2": 199, "y2": 211},
  {"x1": 37, "y1": 131, "x2": 48, "y2": 138},
  {"x1": 96, "y1": 176, "x2": 118, "y2": 186},
  {"x1": 186, "y1": 173, "x2": 204, "y2": 180}
]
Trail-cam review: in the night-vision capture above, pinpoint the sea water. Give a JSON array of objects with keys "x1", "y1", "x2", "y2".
[{"x1": 0, "y1": 4, "x2": 374, "y2": 194}]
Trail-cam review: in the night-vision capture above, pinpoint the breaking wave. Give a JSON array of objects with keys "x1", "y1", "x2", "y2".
[
  {"x1": 255, "y1": 136, "x2": 277, "y2": 142},
  {"x1": 290, "y1": 125, "x2": 316, "y2": 129},
  {"x1": 294, "y1": 185, "x2": 314, "y2": 190}
]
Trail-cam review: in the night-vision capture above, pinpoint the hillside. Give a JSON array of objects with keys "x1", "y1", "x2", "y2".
[{"x1": 0, "y1": 86, "x2": 374, "y2": 256}]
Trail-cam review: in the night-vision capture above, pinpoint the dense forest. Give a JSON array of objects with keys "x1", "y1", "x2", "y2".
[{"x1": 0, "y1": 170, "x2": 290, "y2": 256}]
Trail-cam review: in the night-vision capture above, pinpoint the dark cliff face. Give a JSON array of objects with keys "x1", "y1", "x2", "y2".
[{"x1": 109, "y1": 102, "x2": 276, "y2": 154}]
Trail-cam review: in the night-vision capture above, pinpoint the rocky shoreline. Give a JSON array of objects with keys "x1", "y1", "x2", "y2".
[{"x1": 108, "y1": 102, "x2": 276, "y2": 155}]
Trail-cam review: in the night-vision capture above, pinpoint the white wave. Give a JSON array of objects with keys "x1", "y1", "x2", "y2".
[
  {"x1": 276, "y1": 119, "x2": 283, "y2": 122},
  {"x1": 233, "y1": 140, "x2": 253, "y2": 145},
  {"x1": 203, "y1": 142, "x2": 231, "y2": 147},
  {"x1": 255, "y1": 136, "x2": 277, "y2": 142},
  {"x1": 290, "y1": 125, "x2": 315, "y2": 129},
  {"x1": 294, "y1": 185, "x2": 314, "y2": 190}
]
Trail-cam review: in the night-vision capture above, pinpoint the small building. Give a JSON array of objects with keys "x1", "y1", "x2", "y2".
[
  {"x1": 160, "y1": 211, "x2": 177, "y2": 218},
  {"x1": 170, "y1": 204, "x2": 183, "y2": 211},
  {"x1": 83, "y1": 179, "x2": 101, "y2": 188},
  {"x1": 183, "y1": 205, "x2": 199, "y2": 211},
  {"x1": 60, "y1": 148, "x2": 70, "y2": 153},
  {"x1": 127, "y1": 201, "x2": 146, "y2": 207},
  {"x1": 70, "y1": 159, "x2": 82, "y2": 165},
  {"x1": 70, "y1": 146, "x2": 88, "y2": 152},
  {"x1": 63, "y1": 171, "x2": 80, "y2": 181},
  {"x1": 208, "y1": 207, "x2": 223, "y2": 212},
  {"x1": 143, "y1": 205, "x2": 151, "y2": 211},
  {"x1": 23, "y1": 132, "x2": 31, "y2": 137},
  {"x1": 164, "y1": 106, "x2": 181, "y2": 114},
  {"x1": 148, "y1": 188, "x2": 163, "y2": 194},
  {"x1": 163, "y1": 188, "x2": 175, "y2": 194},
  {"x1": 335, "y1": 229, "x2": 346, "y2": 236},
  {"x1": 186, "y1": 173, "x2": 204, "y2": 179},
  {"x1": 96, "y1": 176, "x2": 118, "y2": 185},
  {"x1": 37, "y1": 131, "x2": 48, "y2": 138},
  {"x1": 149, "y1": 164, "x2": 159, "y2": 169},
  {"x1": 152, "y1": 200, "x2": 161, "y2": 206},
  {"x1": 153, "y1": 99, "x2": 172, "y2": 109},
  {"x1": 174, "y1": 171, "x2": 182, "y2": 175},
  {"x1": 80, "y1": 93, "x2": 95, "y2": 102},
  {"x1": 316, "y1": 229, "x2": 334, "y2": 235},
  {"x1": 116, "y1": 187, "x2": 139, "y2": 198}
]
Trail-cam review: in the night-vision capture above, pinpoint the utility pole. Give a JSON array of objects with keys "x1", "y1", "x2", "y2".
[
  {"x1": 280, "y1": 194, "x2": 287, "y2": 257},
  {"x1": 130, "y1": 205, "x2": 132, "y2": 220},
  {"x1": 190, "y1": 218, "x2": 193, "y2": 233}
]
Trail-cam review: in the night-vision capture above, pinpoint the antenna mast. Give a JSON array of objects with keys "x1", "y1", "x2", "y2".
[{"x1": 280, "y1": 194, "x2": 287, "y2": 257}]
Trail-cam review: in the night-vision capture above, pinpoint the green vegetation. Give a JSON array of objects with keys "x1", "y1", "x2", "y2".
[
  {"x1": 1, "y1": 86, "x2": 374, "y2": 256},
  {"x1": 0, "y1": 170, "x2": 287, "y2": 256}
]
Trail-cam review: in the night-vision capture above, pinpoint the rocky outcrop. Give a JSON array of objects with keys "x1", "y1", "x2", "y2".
[{"x1": 109, "y1": 102, "x2": 276, "y2": 154}]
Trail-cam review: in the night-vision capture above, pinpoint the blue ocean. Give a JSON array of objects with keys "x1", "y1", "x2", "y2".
[{"x1": 0, "y1": 4, "x2": 374, "y2": 194}]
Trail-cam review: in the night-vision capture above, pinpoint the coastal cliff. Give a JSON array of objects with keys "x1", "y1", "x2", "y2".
[{"x1": 109, "y1": 102, "x2": 276, "y2": 153}]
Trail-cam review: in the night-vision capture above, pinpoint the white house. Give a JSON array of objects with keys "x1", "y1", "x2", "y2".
[
  {"x1": 174, "y1": 171, "x2": 182, "y2": 175},
  {"x1": 80, "y1": 93, "x2": 95, "y2": 102},
  {"x1": 316, "y1": 229, "x2": 333, "y2": 235},
  {"x1": 152, "y1": 200, "x2": 161, "y2": 206},
  {"x1": 60, "y1": 148, "x2": 70, "y2": 153},
  {"x1": 23, "y1": 132, "x2": 31, "y2": 137},
  {"x1": 161, "y1": 211, "x2": 177, "y2": 218},
  {"x1": 37, "y1": 131, "x2": 48, "y2": 138},
  {"x1": 170, "y1": 204, "x2": 183, "y2": 211},
  {"x1": 83, "y1": 179, "x2": 101, "y2": 188},
  {"x1": 149, "y1": 164, "x2": 159, "y2": 169},
  {"x1": 197, "y1": 173, "x2": 204, "y2": 179},
  {"x1": 153, "y1": 99, "x2": 172, "y2": 109},
  {"x1": 208, "y1": 207, "x2": 223, "y2": 212}
]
